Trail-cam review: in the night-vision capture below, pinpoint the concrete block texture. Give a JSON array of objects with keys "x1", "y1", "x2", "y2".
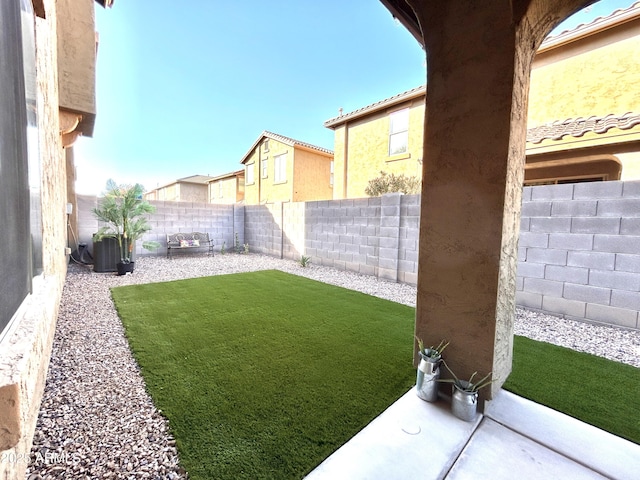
[
  {"x1": 522, "y1": 278, "x2": 564, "y2": 297},
  {"x1": 515, "y1": 291, "x2": 542, "y2": 309},
  {"x1": 542, "y1": 296, "x2": 586, "y2": 318},
  {"x1": 621, "y1": 218, "x2": 640, "y2": 235},
  {"x1": 530, "y1": 217, "x2": 571, "y2": 233},
  {"x1": 551, "y1": 200, "x2": 597, "y2": 217},
  {"x1": 589, "y1": 269, "x2": 640, "y2": 292},
  {"x1": 597, "y1": 199, "x2": 640, "y2": 217},
  {"x1": 567, "y1": 251, "x2": 615, "y2": 270},
  {"x1": 610, "y1": 290, "x2": 640, "y2": 311},
  {"x1": 615, "y1": 254, "x2": 640, "y2": 273},
  {"x1": 548, "y1": 233, "x2": 593, "y2": 251},
  {"x1": 585, "y1": 303, "x2": 638, "y2": 329},
  {"x1": 571, "y1": 217, "x2": 619, "y2": 234},
  {"x1": 563, "y1": 283, "x2": 611, "y2": 305},
  {"x1": 573, "y1": 181, "x2": 623, "y2": 199},
  {"x1": 544, "y1": 265, "x2": 589, "y2": 284},
  {"x1": 521, "y1": 201, "x2": 552, "y2": 217},
  {"x1": 519, "y1": 232, "x2": 548, "y2": 248},
  {"x1": 525, "y1": 248, "x2": 567, "y2": 266},
  {"x1": 530, "y1": 183, "x2": 574, "y2": 201},
  {"x1": 622, "y1": 180, "x2": 640, "y2": 197},
  {"x1": 593, "y1": 235, "x2": 640, "y2": 254},
  {"x1": 516, "y1": 261, "x2": 546, "y2": 279}
]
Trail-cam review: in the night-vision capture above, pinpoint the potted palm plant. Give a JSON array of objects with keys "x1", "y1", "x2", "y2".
[
  {"x1": 439, "y1": 360, "x2": 493, "y2": 421},
  {"x1": 92, "y1": 180, "x2": 160, "y2": 275},
  {"x1": 415, "y1": 338, "x2": 449, "y2": 402}
]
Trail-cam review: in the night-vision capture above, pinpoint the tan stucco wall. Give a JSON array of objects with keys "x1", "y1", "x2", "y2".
[
  {"x1": 332, "y1": 99, "x2": 425, "y2": 199},
  {"x1": 177, "y1": 183, "x2": 207, "y2": 203},
  {"x1": 260, "y1": 139, "x2": 293, "y2": 203},
  {"x1": 243, "y1": 149, "x2": 260, "y2": 205},
  {"x1": 292, "y1": 149, "x2": 332, "y2": 202},
  {"x1": 529, "y1": 22, "x2": 640, "y2": 125},
  {"x1": 0, "y1": 1, "x2": 70, "y2": 478},
  {"x1": 209, "y1": 176, "x2": 243, "y2": 204},
  {"x1": 56, "y1": 0, "x2": 96, "y2": 136}
]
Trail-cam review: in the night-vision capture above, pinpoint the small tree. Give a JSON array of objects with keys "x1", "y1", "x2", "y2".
[
  {"x1": 364, "y1": 171, "x2": 421, "y2": 196},
  {"x1": 92, "y1": 179, "x2": 160, "y2": 263}
]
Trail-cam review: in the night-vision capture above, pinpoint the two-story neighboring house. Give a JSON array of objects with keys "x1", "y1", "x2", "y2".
[
  {"x1": 208, "y1": 169, "x2": 245, "y2": 204},
  {"x1": 325, "y1": 3, "x2": 640, "y2": 198},
  {"x1": 144, "y1": 174, "x2": 216, "y2": 202},
  {"x1": 240, "y1": 131, "x2": 334, "y2": 205}
]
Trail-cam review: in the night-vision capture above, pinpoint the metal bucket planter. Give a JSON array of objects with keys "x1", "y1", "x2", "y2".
[
  {"x1": 116, "y1": 261, "x2": 135, "y2": 276},
  {"x1": 451, "y1": 381, "x2": 478, "y2": 422},
  {"x1": 416, "y1": 351, "x2": 441, "y2": 402}
]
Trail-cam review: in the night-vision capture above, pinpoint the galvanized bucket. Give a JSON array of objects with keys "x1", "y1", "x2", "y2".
[
  {"x1": 451, "y1": 381, "x2": 478, "y2": 421},
  {"x1": 416, "y1": 353, "x2": 440, "y2": 402}
]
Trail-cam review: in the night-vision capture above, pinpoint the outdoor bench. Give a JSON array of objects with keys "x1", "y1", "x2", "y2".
[{"x1": 166, "y1": 232, "x2": 214, "y2": 258}]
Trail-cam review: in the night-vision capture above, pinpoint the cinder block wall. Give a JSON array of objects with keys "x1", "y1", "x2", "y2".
[
  {"x1": 517, "y1": 181, "x2": 640, "y2": 329},
  {"x1": 77, "y1": 196, "x2": 238, "y2": 256},
  {"x1": 76, "y1": 183, "x2": 640, "y2": 330},
  {"x1": 303, "y1": 193, "x2": 420, "y2": 283}
]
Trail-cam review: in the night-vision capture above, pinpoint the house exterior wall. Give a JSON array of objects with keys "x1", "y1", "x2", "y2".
[
  {"x1": 243, "y1": 148, "x2": 260, "y2": 205},
  {"x1": 618, "y1": 152, "x2": 640, "y2": 180},
  {"x1": 208, "y1": 176, "x2": 244, "y2": 204},
  {"x1": 528, "y1": 22, "x2": 640, "y2": 126},
  {"x1": 0, "y1": 1, "x2": 73, "y2": 478},
  {"x1": 292, "y1": 148, "x2": 333, "y2": 202},
  {"x1": 332, "y1": 99, "x2": 424, "y2": 200},
  {"x1": 260, "y1": 138, "x2": 293, "y2": 203},
  {"x1": 176, "y1": 183, "x2": 208, "y2": 203}
]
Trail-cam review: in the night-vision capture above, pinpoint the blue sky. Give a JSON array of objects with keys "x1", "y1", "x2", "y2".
[{"x1": 73, "y1": 0, "x2": 637, "y2": 195}]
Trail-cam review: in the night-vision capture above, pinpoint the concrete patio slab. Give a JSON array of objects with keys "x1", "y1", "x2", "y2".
[
  {"x1": 446, "y1": 418, "x2": 608, "y2": 480},
  {"x1": 484, "y1": 389, "x2": 640, "y2": 480},
  {"x1": 305, "y1": 389, "x2": 480, "y2": 480},
  {"x1": 305, "y1": 387, "x2": 640, "y2": 480}
]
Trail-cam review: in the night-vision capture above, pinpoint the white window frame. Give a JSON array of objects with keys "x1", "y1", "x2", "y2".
[
  {"x1": 389, "y1": 108, "x2": 409, "y2": 156},
  {"x1": 246, "y1": 163, "x2": 255, "y2": 185},
  {"x1": 274, "y1": 153, "x2": 287, "y2": 184},
  {"x1": 262, "y1": 158, "x2": 268, "y2": 178}
]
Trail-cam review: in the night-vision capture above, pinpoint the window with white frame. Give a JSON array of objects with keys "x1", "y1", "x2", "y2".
[
  {"x1": 274, "y1": 153, "x2": 287, "y2": 183},
  {"x1": 263, "y1": 138, "x2": 269, "y2": 152},
  {"x1": 389, "y1": 108, "x2": 409, "y2": 156},
  {"x1": 262, "y1": 158, "x2": 268, "y2": 178},
  {"x1": 246, "y1": 163, "x2": 255, "y2": 184}
]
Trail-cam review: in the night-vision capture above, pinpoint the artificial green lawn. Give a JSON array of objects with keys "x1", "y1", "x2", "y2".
[
  {"x1": 112, "y1": 270, "x2": 640, "y2": 479},
  {"x1": 503, "y1": 335, "x2": 640, "y2": 445},
  {"x1": 111, "y1": 270, "x2": 417, "y2": 480}
]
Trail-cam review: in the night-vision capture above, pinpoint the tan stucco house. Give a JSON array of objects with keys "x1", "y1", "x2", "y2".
[
  {"x1": 208, "y1": 169, "x2": 245, "y2": 204},
  {"x1": 144, "y1": 174, "x2": 216, "y2": 202},
  {"x1": 325, "y1": 3, "x2": 640, "y2": 198},
  {"x1": 240, "y1": 131, "x2": 333, "y2": 205}
]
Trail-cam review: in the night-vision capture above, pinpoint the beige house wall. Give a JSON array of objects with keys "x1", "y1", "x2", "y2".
[
  {"x1": 243, "y1": 137, "x2": 332, "y2": 205},
  {"x1": 292, "y1": 149, "x2": 332, "y2": 202},
  {"x1": 0, "y1": 1, "x2": 72, "y2": 478},
  {"x1": 177, "y1": 183, "x2": 208, "y2": 203},
  {"x1": 243, "y1": 149, "x2": 260, "y2": 205},
  {"x1": 529, "y1": 23, "x2": 640, "y2": 126},
  {"x1": 332, "y1": 99, "x2": 425, "y2": 200},
  {"x1": 209, "y1": 176, "x2": 244, "y2": 204}
]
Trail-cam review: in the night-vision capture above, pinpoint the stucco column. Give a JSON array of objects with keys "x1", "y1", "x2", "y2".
[{"x1": 408, "y1": 0, "x2": 592, "y2": 400}]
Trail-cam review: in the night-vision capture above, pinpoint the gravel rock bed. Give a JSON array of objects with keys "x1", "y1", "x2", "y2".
[{"x1": 28, "y1": 253, "x2": 640, "y2": 478}]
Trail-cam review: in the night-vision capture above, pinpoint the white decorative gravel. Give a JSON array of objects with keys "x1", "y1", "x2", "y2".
[{"x1": 27, "y1": 253, "x2": 640, "y2": 479}]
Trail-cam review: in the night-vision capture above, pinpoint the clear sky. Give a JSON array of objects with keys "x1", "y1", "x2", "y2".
[{"x1": 73, "y1": 0, "x2": 637, "y2": 195}]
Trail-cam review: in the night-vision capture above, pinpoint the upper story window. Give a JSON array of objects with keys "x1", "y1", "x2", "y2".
[
  {"x1": 218, "y1": 181, "x2": 223, "y2": 198},
  {"x1": 263, "y1": 139, "x2": 269, "y2": 152},
  {"x1": 246, "y1": 163, "x2": 255, "y2": 185},
  {"x1": 389, "y1": 108, "x2": 409, "y2": 156},
  {"x1": 274, "y1": 153, "x2": 287, "y2": 183},
  {"x1": 262, "y1": 158, "x2": 268, "y2": 178}
]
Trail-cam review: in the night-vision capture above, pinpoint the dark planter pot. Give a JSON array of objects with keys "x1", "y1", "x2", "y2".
[
  {"x1": 116, "y1": 261, "x2": 135, "y2": 276},
  {"x1": 93, "y1": 236, "x2": 120, "y2": 273}
]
